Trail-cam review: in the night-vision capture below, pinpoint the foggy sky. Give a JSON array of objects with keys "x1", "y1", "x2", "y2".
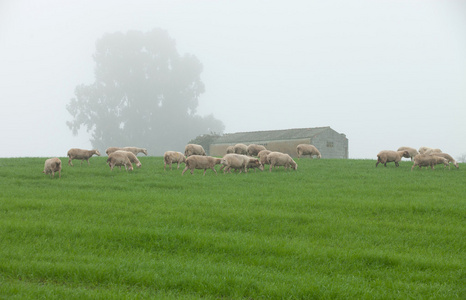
[{"x1": 1, "y1": 0, "x2": 465, "y2": 159}]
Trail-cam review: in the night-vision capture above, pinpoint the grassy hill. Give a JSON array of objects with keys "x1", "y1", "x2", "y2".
[{"x1": 0, "y1": 157, "x2": 464, "y2": 299}]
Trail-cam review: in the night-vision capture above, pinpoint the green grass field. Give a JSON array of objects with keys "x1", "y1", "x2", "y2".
[{"x1": 0, "y1": 157, "x2": 464, "y2": 299}]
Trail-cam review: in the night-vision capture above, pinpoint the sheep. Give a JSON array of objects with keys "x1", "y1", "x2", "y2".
[
  {"x1": 220, "y1": 154, "x2": 263, "y2": 174},
  {"x1": 122, "y1": 147, "x2": 148, "y2": 156},
  {"x1": 106, "y1": 152, "x2": 133, "y2": 171},
  {"x1": 184, "y1": 144, "x2": 206, "y2": 157},
  {"x1": 106, "y1": 147, "x2": 124, "y2": 155},
  {"x1": 411, "y1": 154, "x2": 449, "y2": 171},
  {"x1": 233, "y1": 143, "x2": 248, "y2": 155},
  {"x1": 376, "y1": 150, "x2": 410, "y2": 167},
  {"x1": 247, "y1": 144, "x2": 266, "y2": 156},
  {"x1": 296, "y1": 144, "x2": 321, "y2": 159},
  {"x1": 114, "y1": 150, "x2": 142, "y2": 168},
  {"x1": 182, "y1": 155, "x2": 222, "y2": 175},
  {"x1": 226, "y1": 146, "x2": 235, "y2": 154},
  {"x1": 424, "y1": 148, "x2": 442, "y2": 155},
  {"x1": 266, "y1": 152, "x2": 297, "y2": 172},
  {"x1": 257, "y1": 150, "x2": 272, "y2": 166},
  {"x1": 67, "y1": 148, "x2": 101, "y2": 166},
  {"x1": 418, "y1": 147, "x2": 442, "y2": 155},
  {"x1": 428, "y1": 152, "x2": 459, "y2": 169},
  {"x1": 164, "y1": 151, "x2": 186, "y2": 171},
  {"x1": 397, "y1": 147, "x2": 419, "y2": 161},
  {"x1": 43, "y1": 158, "x2": 62, "y2": 178}
]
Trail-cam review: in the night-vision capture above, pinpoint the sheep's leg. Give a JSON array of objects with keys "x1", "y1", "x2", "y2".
[
  {"x1": 210, "y1": 167, "x2": 217, "y2": 175},
  {"x1": 395, "y1": 162, "x2": 399, "y2": 167},
  {"x1": 68, "y1": 158, "x2": 73, "y2": 166},
  {"x1": 181, "y1": 166, "x2": 188, "y2": 175}
]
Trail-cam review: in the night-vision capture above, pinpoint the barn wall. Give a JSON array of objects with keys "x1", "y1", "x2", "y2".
[
  {"x1": 210, "y1": 138, "x2": 310, "y2": 157},
  {"x1": 312, "y1": 130, "x2": 348, "y2": 159},
  {"x1": 209, "y1": 128, "x2": 349, "y2": 159}
]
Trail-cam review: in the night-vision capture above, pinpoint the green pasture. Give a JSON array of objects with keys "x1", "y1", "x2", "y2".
[{"x1": 0, "y1": 157, "x2": 464, "y2": 299}]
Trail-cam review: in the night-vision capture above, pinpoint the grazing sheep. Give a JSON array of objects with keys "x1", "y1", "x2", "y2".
[
  {"x1": 106, "y1": 152, "x2": 133, "y2": 171},
  {"x1": 106, "y1": 147, "x2": 124, "y2": 155},
  {"x1": 429, "y1": 153, "x2": 459, "y2": 169},
  {"x1": 220, "y1": 154, "x2": 263, "y2": 174},
  {"x1": 184, "y1": 144, "x2": 206, "y2": 157},
  {"x1": 296, "y1": 144, "x2": 321, "y2": 159},
  {"x1": 266, "y1": 152, "x2": 298, "y2": 172},
  {"x1": 226, "y1": 146, "x2": 235, "y2": 154},
  {"x1": 257, "y1": 150, "x2": 272, "y2": 166},
  {"x1": 233, "y1": 143, "x2": 248, "y2": 155},
  {"x1": 182, "y1": 155, "x2": 222, "y2": 175},
  {"x1": 424, "y1": 148, "x2": 442, "y2": 155},
  {"x1": 43, "y1": 157, "x2": 62, "y2": 178},
  {"x1": 122, "y1": 147, "x2": 148, "y2": 156},
  {"x1": 376, "y1": 150, "x2": 410, "y2": 167},
  {"x1": 164, "y1": 151, "x2": 186, "y2": 171},
  {"x1": 397, "y1": 147, "x2": 419, "y2": 161},
  {"x1": 411, "y1": 154, "x2": 449, "y2": 171},
  {"x1": 247, "y1": 144, "x2": 267, "y2": 156},
  {"x1": 418, "y1": 147, "x2": 442, "y2": 155},
  {"x1": 114, "y1": 150, "x2": 142, "y2": 168},
  {"x1": 67, "y1": 148, "x2": 101, "y2": 166}
]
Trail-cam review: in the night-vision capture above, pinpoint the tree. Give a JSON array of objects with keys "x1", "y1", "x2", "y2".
[
  {"x1": 187, "y1": 132, "x2": 222, "y2": 155},
  {"x1": 67, "y1": 29, "x2": 224, "y2": 155}
]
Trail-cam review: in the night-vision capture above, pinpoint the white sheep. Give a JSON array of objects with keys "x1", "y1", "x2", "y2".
[
  {"x1": 220, "y1": 153, "x2": 263, "y2": 174},
  {"x1": 428, "y1": 153, "x2": 459, "y2": 169},
  {"x1": 122, "y1": 147, "x2": 148, "y2": 156},
  {"x1": 418, "y1": 147, "x2": 442, "y2": 155},
  {"x1": 411, "y1": 154, "x2": 449, "y2": 171},
  {"x1": 233, "y1": 143, "x2": 248, "y2": 155},
  {"x1": 296, "y1": 144, "x2": 321, "y2": 159},
  {"x1": 226, "y1": 146, "x2": 235, "y2": 154},
  {"x1": 67, "y1": 148, "x2": 101, "y2": 166},
  {"x1": 376, "y1": 150, "x2": 410, "y2": 167},
  {"x1": 266, "y1": 152, "x2": 298, "y2": 172},
  {"x1": 43, "y1": 157, "x2": 62, "y2": 178},
  {"x1": 182, "y1": 155, "x2": 222, "y2": 175},
  {"x1": 106, "y1": 152, "x2": 133, "y2": 171},
  {"x1": 184, "y1": 144, "x2": 206, "y2": 157},
  {"x1": 424, "y1": 148, "x2": 442, "y2": 155},
  {"x1": 257, "y1": 150, "x2": 272, "y2": 166},
  {"x1": 163, "y1": 151, "x2": 186, "y2": 171},
  {"x1": 106, "y1": 147, "x2": 124, "y2": 155},
  {"x1": 246, "y1": 144, "x2": 267, "y2": 156},
  {"x1": 397, "y1": 147, "x2": 419, "y2": 161},
  {"x1": 114, "y1": 150, "x2": 142, "y2": 168}
]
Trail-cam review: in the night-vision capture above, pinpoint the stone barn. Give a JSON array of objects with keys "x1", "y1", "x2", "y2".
[{"x1": 210, "y1": 126, "x2": 348, "y2": 159}]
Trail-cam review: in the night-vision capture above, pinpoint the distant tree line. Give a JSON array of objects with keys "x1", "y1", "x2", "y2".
[{"x1": 67, "y1": 29, "x2": 224, "y2": 155}]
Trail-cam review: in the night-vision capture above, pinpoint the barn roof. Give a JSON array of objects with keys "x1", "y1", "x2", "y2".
[{"x1": 213, "y1": 126, "x2": 334, "y2": 144}]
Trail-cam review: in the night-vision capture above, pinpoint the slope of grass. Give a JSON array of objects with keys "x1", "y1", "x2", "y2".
[{"x1": 0, "y1": 157, "x2": 464, "y2": 299}]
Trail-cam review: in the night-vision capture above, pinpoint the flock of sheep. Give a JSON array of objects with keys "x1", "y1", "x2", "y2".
[
  {"x1": 42, "y1": 143, "x2": 458, "y2": 178},
  {"x1": 377, "y1": 146, "x2": 459, "y2": 170},
  {"x1": 42, "y1": 143, "x2": 321, "y2": 178}
]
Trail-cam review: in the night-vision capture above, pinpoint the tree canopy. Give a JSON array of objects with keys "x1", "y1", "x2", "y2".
[{"x1": 67, "y1": 29, "x2": 224, "y2": 155}]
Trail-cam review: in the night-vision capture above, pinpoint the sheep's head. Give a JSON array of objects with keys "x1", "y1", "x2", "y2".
[
  {"x1": 402, "y1": 151, "x2": 410, "y2": 158},
  {"x1": 142, "y1": 149, "x2": 148, "y2": 155},
  {"x1": 136, "y1": 162, "x2": 142, "y2": 168},
  {"x1": 95, "y1": 150, "x2": 101, "y2": 156}
]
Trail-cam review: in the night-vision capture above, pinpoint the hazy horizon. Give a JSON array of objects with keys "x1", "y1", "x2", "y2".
[{"x1": 1, "y1": 0, "x2": 465, "y2": 159}]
